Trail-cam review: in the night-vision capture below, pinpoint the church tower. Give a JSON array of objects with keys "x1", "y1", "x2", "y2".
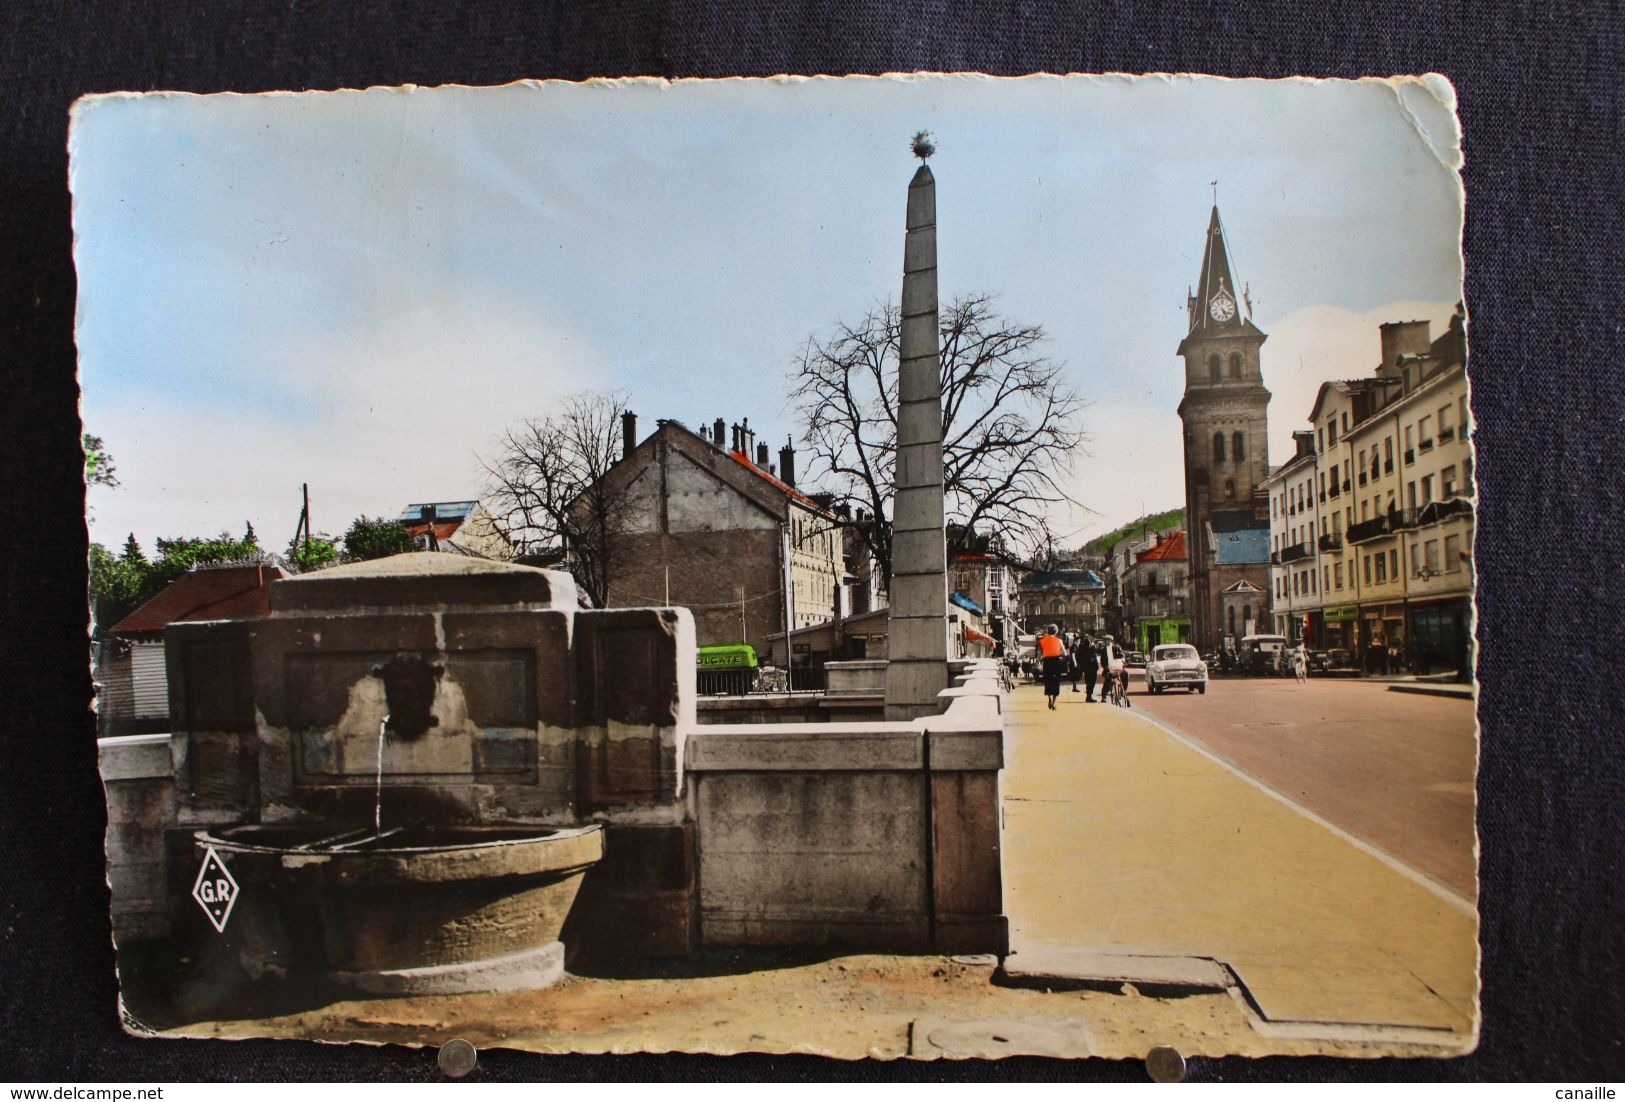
[{"x1": 1176, "y1": 203, "x2": 1272, "y2": 652}]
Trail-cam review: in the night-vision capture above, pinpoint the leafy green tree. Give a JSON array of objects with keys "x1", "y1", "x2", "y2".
[
  {"x1": 83, "y1": 433, "x2": 119, "y2": 488},
  {"x1": 342, "y1": 516, "x2": 414, "y2": 562},
  {"x1": 89, "y1": 542, "x2": 145, "y2": 633},
  {"x1": 288, "y1": 533, "x2": 339, "y2": 572}
]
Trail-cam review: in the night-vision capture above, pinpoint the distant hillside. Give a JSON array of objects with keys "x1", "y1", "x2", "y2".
[{"x1": 1083, "y1": 508, "x2": 1184, "y2": 557}]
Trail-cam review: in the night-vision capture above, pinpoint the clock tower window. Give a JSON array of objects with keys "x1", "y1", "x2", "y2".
[
  {"x1": 1212, "y1": 432, "x2": 1225, "y2": 464},
  {"x1": 1229, "y1": 352, "x2": 1243, "y2": 379},
  {"x1": 1232, "y1": 431, "x2": 1245, "y2": 461},
  {"x1": 1208, "y1": 354, "x2": 1221, "y2": 382}
]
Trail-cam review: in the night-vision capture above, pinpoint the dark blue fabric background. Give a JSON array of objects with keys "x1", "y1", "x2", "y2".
[{"x1": 3, "y1": 0, "x2": 1621, "y2": 1083}]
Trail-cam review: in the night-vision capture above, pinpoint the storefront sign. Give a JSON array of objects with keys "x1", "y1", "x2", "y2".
[{"x1": 1323, "y1": 605, "x2": 1359, "y2": 622}]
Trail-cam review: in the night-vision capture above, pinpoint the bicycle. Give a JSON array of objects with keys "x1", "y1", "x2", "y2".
[
  {"x1": 998, "y1": 661, "x2": 1016, "y2": 693},
  {"x1": 1106, "y1": 669, "x2": 1131, "y2": 708}
]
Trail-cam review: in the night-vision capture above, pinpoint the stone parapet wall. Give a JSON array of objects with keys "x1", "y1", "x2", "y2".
[
  {"x1": 686, "y1": 662, "x2": 1006, "y2": 954},
  {"x1": 99, "y1": 734, "x2": 178, "y2": 943}
]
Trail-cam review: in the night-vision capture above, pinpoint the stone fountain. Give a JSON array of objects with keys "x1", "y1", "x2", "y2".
[{"x1": 156, "y1": 552, "x2": 696, "y2": 994}]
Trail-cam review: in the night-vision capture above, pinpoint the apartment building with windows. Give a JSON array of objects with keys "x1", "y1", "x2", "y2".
[
  {"x1": 1266, "y1": 308, "x2": 1473, "y2": 676},
  {"x1": 1264, "y1": 431, "x2": 1323, "y2": 640}
]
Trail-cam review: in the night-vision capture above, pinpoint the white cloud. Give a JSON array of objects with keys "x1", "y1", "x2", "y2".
[
  {"x1": 85, "y1": 293, "x2": 611, "y2": 552},
  {"x1": 1262, "y1": 299, "x2": 1459, "y2": 460}
]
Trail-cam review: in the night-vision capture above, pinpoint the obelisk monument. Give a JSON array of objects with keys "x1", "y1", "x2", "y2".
[{"x1": 884, "y1": 142, "x2": 952, "y2": 721}]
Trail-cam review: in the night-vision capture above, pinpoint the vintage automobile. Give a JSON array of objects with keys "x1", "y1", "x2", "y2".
[
  {"x1": 1145, "y1": 643, "x2": 1209, "y2": 694},
  {"x1": 1324, "y1": 647, "x2": 1359, "y2": 673},
  {"x1": 1238, "y1": 633, "x2": 1290, "y2": 676},
  {"x1": 1125, "y1": 650, "x2": 1149, "y2": 682}
]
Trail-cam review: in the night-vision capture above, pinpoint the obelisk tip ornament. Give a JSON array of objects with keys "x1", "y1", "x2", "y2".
[{"x1": 885, "y1": 139, "x2": 952, "y2": 722}]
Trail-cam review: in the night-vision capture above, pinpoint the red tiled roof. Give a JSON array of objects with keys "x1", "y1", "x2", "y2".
[
  {"x1": 111, "y1": 564, "x2": 290, "y2": 635},
  {"x1": 724, "y1": 449, "x2": 821, "y2": 509},
  {"x1": 404, "y1": 521, "x2": 464, "y2": 542},
  {"x1": 1136, "y1": 531, "x2": 1187, "y2": 563}
]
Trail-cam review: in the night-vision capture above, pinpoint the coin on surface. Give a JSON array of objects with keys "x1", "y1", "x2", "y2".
[
  {"x1": 1146, "y1": 1045, "x2": 1186, "y2": 1083},
  {"x1": 438, "y1": 1038, "x2": 478, "y2": 1079}
]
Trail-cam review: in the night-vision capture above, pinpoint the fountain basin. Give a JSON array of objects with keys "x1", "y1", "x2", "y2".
[{"x1": 196, "y1": 823, "x2": 603, "y2": 994}]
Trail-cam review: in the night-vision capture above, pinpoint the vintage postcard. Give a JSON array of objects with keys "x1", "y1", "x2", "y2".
[{"x1": 78, "y1": 73, "x2": 1476, "y2": 1065}]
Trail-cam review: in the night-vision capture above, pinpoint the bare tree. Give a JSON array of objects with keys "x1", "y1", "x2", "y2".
[
  {"x1": 481, "y1": 391, "x2": 632, "y2": 608},
  {"x1": 790, "y1": 293, "x2": 1084, "y2": 585}
]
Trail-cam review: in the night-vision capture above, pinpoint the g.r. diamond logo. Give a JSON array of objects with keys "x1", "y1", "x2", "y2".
[{"x1": 191, "y1": 846, "x2": 239, "y2": 933}]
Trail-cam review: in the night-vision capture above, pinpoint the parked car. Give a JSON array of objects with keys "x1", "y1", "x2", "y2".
[
  {"x1": 1146, "y1": 643, "x2": 1209, "y2": 694},
  {"x1": 1125, "y1": 651, "x2": 1149, "y2": 681},
  {"x1": 1324, "y1": 647, "x2": 1359, "y2": 674}
]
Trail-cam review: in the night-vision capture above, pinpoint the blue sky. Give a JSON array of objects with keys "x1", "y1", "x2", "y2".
[{"x1": 73, "y1": 74, "x2": 1464, "y2": 553}]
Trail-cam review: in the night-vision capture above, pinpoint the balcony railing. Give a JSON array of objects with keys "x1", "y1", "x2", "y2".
[
  {"x1": 1318, "y1": 532, "x2": 1343, "y2": 552},
  {"x1": 1347, "y1": 516, "x2": 1393, "y2": 544},
  {"x1": 1279, "y1": 541, "x2": 1313, "y2": 563},
  {"x1": 1437, "y1": 427, "x2": 1456, "y2": 443},
  {"x1": 1405, "y1": 448, "x2": 1415, "y2": 465},
  {"x1": 1415, "y1": 496, "x2": 1473, "y2": 527},
  {"x1": 1328, "y1": 481, "x2": 1341, "y2": 498}
]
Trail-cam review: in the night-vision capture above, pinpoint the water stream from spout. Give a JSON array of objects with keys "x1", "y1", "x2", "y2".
[{"x1": 375, "y1": 713, "x2": 390, "y2": 837}]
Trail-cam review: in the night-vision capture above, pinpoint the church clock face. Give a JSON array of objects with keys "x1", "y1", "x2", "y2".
[{"x1": 1209, "y1": 292, "x2": 1236, "y2": 322}]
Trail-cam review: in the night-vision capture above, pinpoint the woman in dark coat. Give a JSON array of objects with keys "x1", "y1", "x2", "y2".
[{"x1": 1079, "y1": 636, "x2": 1098, "y2": 701}]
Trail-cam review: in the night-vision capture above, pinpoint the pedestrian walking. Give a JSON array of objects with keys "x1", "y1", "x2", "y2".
[
  {"x1": 1081, "y1": 636, "x2": 1099, "y2": 702},
  {"x1": 1037, "y1": 624, "x2": 1066, "y2": 710},
  {"x1": 1292, "y1": 642, "x2": 1308, "y2": 685},
  {"x1": 1068, "y1": 635, "x2": 1085, "y2": 693}
]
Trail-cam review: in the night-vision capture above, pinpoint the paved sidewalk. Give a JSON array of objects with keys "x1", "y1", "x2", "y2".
[{"x1": 1000, "y1": 684, "x2": 1478, "y2": 1045}]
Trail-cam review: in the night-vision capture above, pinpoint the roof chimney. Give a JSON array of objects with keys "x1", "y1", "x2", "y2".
[
  {"x1": 621, "y1": 411, "x2": 637, "y2": 461},
  {"x1": 756, "y1": 441, "x2": 770, "y2": 468},
  {"x1": 714, "y1": 418, "x2": 726, "y2": 448},
  {"x1": 1378, "y1": 320, "x2": 1432, "y2": 372},
  {"x1": 730, "y1": 422, "x2": 742, "y2": 453},
  {"x1": 779, "y1": 438, "x2": 797, "y2": 488},
  {"x1": 742, "y1": 417, "x2": 754, "y2": 459}
]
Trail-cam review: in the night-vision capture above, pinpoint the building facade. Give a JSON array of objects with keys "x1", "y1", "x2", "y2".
[
  {"x1": 1264, "y1": 431, "x2": 1323, "y2": 641},
  {"x1": 592, "y1": 415, "x2": 844, "y2": 659},
  {"x1": 1017, "y1": 569, "x2": 1105, "y2": 636},
  {"x1": 1175, "y1": 204, "x2": 1274, "y2": 652},
  {"x1": 947, "y1": 527, "x2": 1023, "y2": 646},
  {"x1": 1265, "y1": 310, "x2": 1473, "y2": 676},
  {"x1": 1123, "y1": 529, "x2": 1191, "y2": 651}
]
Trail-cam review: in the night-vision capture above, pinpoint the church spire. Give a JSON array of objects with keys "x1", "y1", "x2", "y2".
[{"x1": 1187, "y1": 204, "x2": 1244, "y2": 335}]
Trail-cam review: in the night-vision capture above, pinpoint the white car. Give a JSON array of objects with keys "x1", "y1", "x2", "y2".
[{"x1": 1146, "y1": 643, "x2": 1209, "y2": 694}]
